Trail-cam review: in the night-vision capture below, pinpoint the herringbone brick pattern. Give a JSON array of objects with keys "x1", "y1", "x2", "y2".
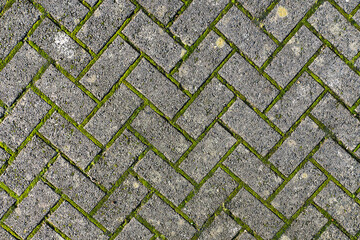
[{"x1": 0, "y1": 0, "x2": 360, "y2": 239}]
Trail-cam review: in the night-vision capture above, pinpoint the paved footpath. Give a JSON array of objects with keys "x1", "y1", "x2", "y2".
[{"x1": 1, "y1": 0, "x2": 360, "y2": 239}]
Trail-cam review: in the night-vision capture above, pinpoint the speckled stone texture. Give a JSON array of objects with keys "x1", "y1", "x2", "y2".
[{"x1": 0, "y1": 0, "x2": 360, "y2": 239}]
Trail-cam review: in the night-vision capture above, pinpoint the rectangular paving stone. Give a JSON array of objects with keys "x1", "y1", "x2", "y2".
[
  {"x1": 5, "y1": 181, "x2": 60, "y2": 239},
  {"x1": 137, "y1": 0, "x2": 183, "y2": 24},
  {"x1": 177, "y1": 78, "x2": 234, "y2": 139},
  {"x1": 174, "y1": 31, "x2": 231, "y2": 94},
  {"x1": 239, "y1": 0, "x2": 272, "y2": 17},
  {"x1": 0, "y1": 90, "x2": 51, "y2": 150},
  {"x1": 127, "y1": 58, "x2": 189, "y2": 118},
  {"x1": 267, "y1": 72, "x2": 324, "y2": 132},
  {"x1": 315, "y1": 181, "x2": 360, "y2": 235},
  {"x1": 0, "y1": 0, "x2": 41, "y2": 59},
  {"x1": 131, "y1": 106, "x2": 191, "y2": 162},
  {"x1": 222, "y1": 99, "x2": 281, "y2": 156},
  {"x1": 123, "y1": 11, "x2": 184, "y2": 72},
  {"x1": 31, "y1": 18, "x2": 92, "y2": 77},
  {"x1": 49, "y1": 201, "x2": 107, "y2": 240},
  {"x1": 36, "y1": 65, "x2": 97, "y2": 123},
  {"x1": 170, "y1": 0, "x2": 228, "y2": 46},
  {"x1": 314, "y1": 138, "x2": 360, "y2": 193},
  {"x1": 0, "y1": 189, "x2": 15, "y2": 218},
  {"x1": 180, "y1": 123, "x2": 236, "y2": 183},
  {"x1": 115, "y1": 218, "x2": 154, "y2": 240},
  {"x1": 39, "y1": 112, "x2": 101, "y2": 169},
  {"x1": 183, "y1": 168, "x2": 238, "y2": 226},
  {"x1": 271, "y1": 161, "x2": 326, "y2": 218},
  {"x1": 77, "y1": 0, "x2": 135, "y2": 53},
  {"x1": 309, "y1": 1, "x2": 360, "y2": 59},
  {"x1": 309, "y1": 47, "x2": 360, "y2": 106},
  {"x1": 269, "y1": 117, "x2": 325, "y2": 176},
  {"x1": 219, "y1": 52, "x2": 279, "y2": 112},
  {"x1": 198, "y1": 211, "x2": 241, "y2": 240},
  {"x1": 217, "y1": 6, "x2": 277, "y2": 66},
  {"x1": 45, "y1": 156, "x2": 105, "y2": 212},
  {"x1": 0, "y1": 147, "x2": 10, "y2": 169},
  {"x1": 0, "y1": 135, "x2": 56, "y2": 195},
  {"x1": 263, "y1": 0, "x2": 316, "y2": 41},
  {"x1": 84, "y1": 84, "x2": 142, "y2": 144},
  {"x1": 319, "y1": 224, "x2": 349, "y2": 240},
  {"x1": 0, "y1": 43, "x2": 47, "y2": 106},
  {"x1": 32, "y1": 224, "x2": 65, "y2": 240},
  {"x1": 227, "y1": 188, "x2": 284, "y2": 240},
  {"x1": 89, "y1": 129, "x2": 146, "y2": 189},
  {"x1": 224, "y1": 143, "x2": 283, "y2": 199},
  {"x1": 36, "y1": 0, "x2": 88, "y2": 31},
  {"x1": 134, "y1": 150, "x2": 193, "y2": 205},
  {"x1": 238, "y1": 231, "x2": 257, "y2": 240},
  {"x1": 265, "y1": 26, "x2": 322, "y2": 87},
  {"x1": 139, "y1": 194, "x2": 196, "y2": 240},
  {"x1": 0, "y1": 227, "x2": 16, "y2": 240},
  {"x1": 281, "y1": 205, "x2": 327, "y2": 240},
  {"x1": 94, "y1": 175, "x2": 148, "y2": 232},
  {"x1": 312, "y1": 93, "x2": 360, "y2": 150},
  {"x1": 81, "y1": 36, "x2": 139, "y2": 100}
]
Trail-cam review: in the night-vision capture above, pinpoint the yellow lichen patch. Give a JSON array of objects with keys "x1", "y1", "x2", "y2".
[
  {"x1": 301, "y1": 173, "x2": 308, "y2": 179},
  {"x1": 277, "y1": 6, "x2": 288, "y2": 18},
  {"x1": 215, "y1": 37, "x2": 225, "y2": 48},
  {"x1": 181, "y1": 49, "x2": 187, "y2": 57}
]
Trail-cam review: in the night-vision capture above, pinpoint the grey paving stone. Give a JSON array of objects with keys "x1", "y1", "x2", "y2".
[
  {"x1": 217, "y1": 6, "x2": 277, "y2": 66},
  {"x1": 139, "y1": 194, "x2": 196, "y2": 240},
  {"x1": 0, "y1": 147, "x2": 9, "y2": 169},
  {"x1": 134, "y1": 150, "x2": 193, "y2": 205},
  {"x1": 312, "y1": 93, "x2": 360, "y2": 150},
  {"x1": 5, "y1": 181, "x2": 59, "y2": 238},
  {"x1": 263, "y1": 0, "x2": 316, "y2": 41},
  {"x1": 170, "y1": 0, "x2": 228, "y2": 46},
  {"x1": 90, "y1": 129, "x2": 146, "y2": 190},
  {"x1": 238, "y1": 0, "x2": 273, "y2": 17},
  {"x1": 198, "y1": 211, "x2": 241, "y2": 240},
  {"x1": 174, "y1": 31, "x2": 231, "y2": 94},
  {"x1": 39, "y1": 112, "x2": 101, "y2": 169},
  {"x1": 318, "y1": 224, "x2": 349, "y2": 240},
  {"x1": 0, "y1": 227, "x2": 15, "y2": 239},
  {"x1": 49, "y1": 201, "x2": 107, "y2": 240},
  {"x1": 123, "y1": 11, "x2": 184, "y2": 72},
  {"x1": 183, "y1": 168, "x2": 238, "y2": 226},
  {"x1": 267, "y1": 72, "x2": 323, "y2": 132},
  {"x1": 131, "y1": 106, "x2": 191, "y2": 162},
  {"x1": 115, "y1": 218, "x2": 153, "y2": 240},
  {"x1": 94, "y1": 175, "x2": 148, "y2": 232},
  {"x1": 314, "y1": 181, "x2": 360, "y2": 235},
  {"x1": 237, "y1": 231, "x2": 257, "y2": 240},
  {"x1": 222, "y1": 99, "x2": 281, "y2": 156},
  {"x1": 180, "y1": 123, "x2": 236, "y2": 183},
  {"x1": 0, "y1": 189, "x2": 15, "y2": 218},
  {"x1": 0, "y1": 43, "x2": 46, "y2": 106},
  {"x1": 269, "y1": 117, "x2": 325, "y2": 176},
  {"x1": 0, "y1": 135, "x2": 56, "y2": 195},
  {"x1": 81, "y1": 36, "x2": 139, "y2": 100},
  {"x1": 265, "y1": 26, "x2": 322, "y2": 87},
  {"x1": 308, "y1": 1, "x2": 360, "y2": 59},
  {"x1": 281, "y1": 205, "x2": 327, "y2": 240},
  {"x1": 137, "y1": 0, "x2": 183, "y2": 24},
  {"x1": 272, "y1": 162, "x2": 326, "y2": 218},
  {"x1": 309, "y1": 47, "x2": 360, "y2": 106},
  {"x1": 31, "y1": 18, "x2": 92, "y2": 77},
  {"x1": 127, "y1": 58, "x2": 189, "y2": 118},
  {"x1": 36, "y1": 0, "x2": 88, "y2": 31},
  {"x1": 224, "y1": 143, "x2": 283, "y2": 199},
  {"x1": 32, "y1": 224, "x2": 65, "y2": 240},
  {"x1": 36, "y1": 65, "x2": 97, "y2": 123},
  {"x1": 227, "y1": 188, "x2": 284, "y2": 240},
  {"x1": 177, "y1": 78, "x2": 234, "y2": 138},
  {"x1": 45, "y1": 156, "x2": 105, "y2": 212},
  {"x1": 0, "y1": 90, "x2": 51, "y2": 150},
  {"x1": 219, "y1": 52, "x2": 279, "y2": 112},
  {"x1": 77, "y1": 0, "x2": 135, "y2": 53},
  {"x1": 84, "y1": 84, "x2": 142, "y2": 144},
  {"x1": 335, "y1": 0, "x2": 359, "y2": 13},
  {"x1": 0, "y1": 0, "x2": 41, "y2": 59},
  {"x1": 314, "y1": 139, "x2": 360, "y2": 193}
]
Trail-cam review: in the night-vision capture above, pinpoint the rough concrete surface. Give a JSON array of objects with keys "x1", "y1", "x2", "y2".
[{"x1": 0, "y1": 0, "x2": 360, "y2": 239}]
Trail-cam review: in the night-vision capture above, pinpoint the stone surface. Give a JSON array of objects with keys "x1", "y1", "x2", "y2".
[
  {"x1": 115, "y1": 218, "x2": 154, "y2": 240},
  {"x1": 0, "y1": 189, "x2": 15, "y2": 218},
  {"x1": 318, "y1": 224, "x2": 349, "y2": 240},
  {"x1": 137, "y1": 0, "x2": 183, "y2": 24},
  {"x1": 32, "y1": 224, "x2": 65, "y2": 240},
  {"x1": 239, "y1": 0, "x2": 273, "y2": 18}
]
